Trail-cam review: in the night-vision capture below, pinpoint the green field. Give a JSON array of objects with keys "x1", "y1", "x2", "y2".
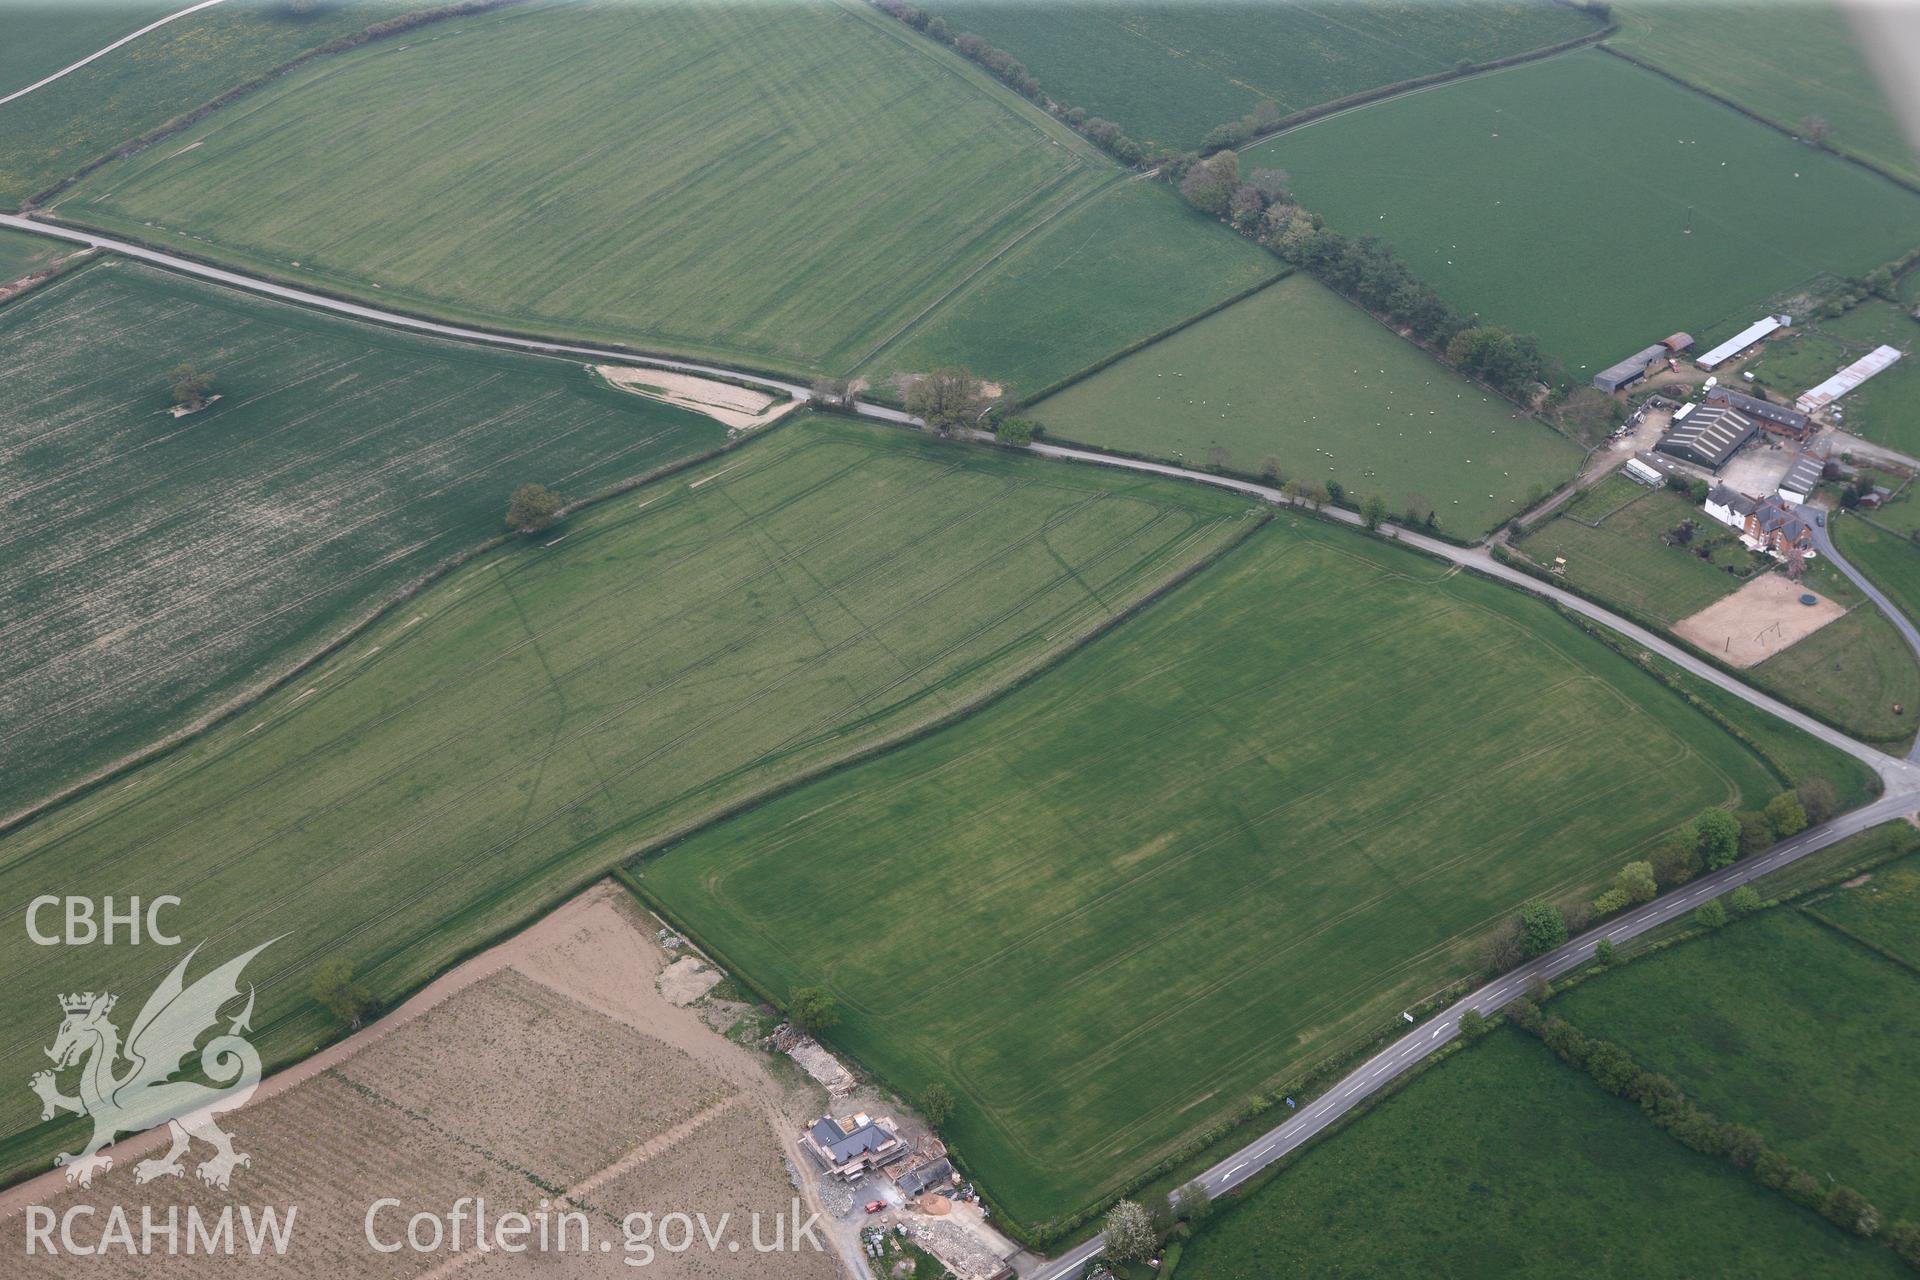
[
  {"x1": 1834, "y1": 510, "x2": 1920, "y2": 634},
  {"x1": 0, "y1": 1, "x2": 179, "y2": 99},
  {"x1": 50, "y1": 0, "x2": 1122, "y2": 376},
  {"x1": 0, "y1": 417, "x2": 1252, "y2": 1180},
  {"x1": 643, "y1": 514, "x2": 1797, "y2": 1226},
  {"x1": 0, "y1": 223, "x2": 70, "y2": 279},
  {"x1": 931, "y1": 0, "x2": 1601, "y2": 150},
  {"x1": 1514, "y1": 474, "x2": 1760, "y2": 625},
  {"x1": 1608, "y1": 2, "x2": 1920, "y2": 187},
  {"x1": 1805, "y1": 848, "x2": 1920, "y2": 970},
  {"x1": 860, "y1": 177, "x2": 1280, "y2": 399},
  {"x1": 1247, "y1": 51, "x2": 1920, "y2": 371},
  {"x1": 1751, "y1": 604, "x2": 1920, "y2": 748},
  {"x1": 1177, "y1": 1032, "x2": 1902, "y2": 1278},
  {"x1": 1558, "y1": 905, "x2": 1920, "y2": 1218},
  {"x1": 0, "y1": 258, "x2": 735, "y2": 818},
  {"x1": 1026, "y1": 273, "x2": 1583, "y2": 535},
  {"x1": 0, "y1": 0, "x2": 438, "y2": 204}
]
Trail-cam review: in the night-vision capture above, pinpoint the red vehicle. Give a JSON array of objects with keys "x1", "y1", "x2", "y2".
[{"x1": 864, "y1": 1200, "x2": 886, "y2": 1214}]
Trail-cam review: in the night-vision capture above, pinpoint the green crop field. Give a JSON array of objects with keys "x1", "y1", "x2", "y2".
[
  {"x1": 0, "y1": 417, "x2": 1251, "y2": 1181},
  {"x1": 50, "y1": 0, "x2": 1116, "y2": 376},
  {"x1": 0, "y1": 223, "x2": 71, "y2": 279},
  {"x1": 0, "y1": 1, "x2": 178, "y2": 100},
  {"x1": 1607, "y1": 3, "x2": 1920, "y2": 187},
  {"x1": 0, "y1": 0, "x2": 439, "y2": 205},
  {"x1": 1557, "y1": 906, "x2": 1920, "y2": 1219},
  {"x1": 1805, "y1": 848, "x2": 1920, "y2": 970},
  {"x1": 930, "y1": 0, "x2": 1601, "y2": 151},
  {"x1": 1025, "y1": 273, "x2": 1583, "y2": 535},
  {"x1": 0, "y1": 258, "x2": 729, "y2": 820},
  {"x1": 1176, "y1": 1032, "x2": 1903, "y2": 1278},
  {"x1": 1247, "y1": 51, "x2": 1920, "y2": 371},
  {"x1": 860, "y1": 177, "x2": 1281, "y2": 400},
  {"x1": 642, "y1": 514, "x2": 1797, "y2": 1226},
  {"x1": 1513, "y1": 475, "x2": 1758, "y2": 624}
]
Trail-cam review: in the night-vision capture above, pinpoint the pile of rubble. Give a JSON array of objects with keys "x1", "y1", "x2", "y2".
[{"x1": 771, "y1": 1023, "x2": 857, "y2": 1097}]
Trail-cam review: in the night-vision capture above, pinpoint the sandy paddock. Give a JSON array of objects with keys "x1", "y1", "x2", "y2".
[
  {"x1": 593, "y1": 366, "x2": 797, "y2": 431},
  {"x1": 0, "y1": 883, "x2": 844, "y2": 1278},
  {"x1": 1672, "y1": 573, "x2": 1846, "y2": 667}
]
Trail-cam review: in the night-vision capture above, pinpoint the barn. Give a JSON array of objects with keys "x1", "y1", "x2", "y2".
[
  {"x1": 1656, "y1": 402, "x2": 1755, "y2": 471},
  {"x1": 1695, "y1": 315, "x2": 1791, "y2": 370},
  {"x1": 1593, "y1": 343, "x2": 1668, "y2": 393}
]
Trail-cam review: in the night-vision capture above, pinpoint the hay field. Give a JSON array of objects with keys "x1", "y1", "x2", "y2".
[
  {"x1": 0, "y1": 417, "x2": 1251, "y2": 1179},
  {"x1": 643, "y1": 514, "x2": 1789, "y2": 1226},
  {"x1": 860, "y1": 177, "x2": 1281, "y2": 399},
  {"x1": 0, "y1": 224, "x2": 69, "y2": 280},
  {"x1": 52, "y1": 0, "x2": 1113, "y2": 375},
  {"x1": 1248, "y1": 51, "x2": 1920, "y2": 370},
  {"x1": 0, "y1": 0, "x2": 439, "y2": 204},
  {"x1": 1607, "y1": 2, "x2": 1919, "y2": 187},
  {"x1": 1175, "y1": 1032, "x2": 1902, "y2": 1279},
  {"x1": 1559, "y1": 904, "x2": 1920, "y2": 1221},
  {"x1": 1027, "y1": 273, "x2": 1584, "y2": 535},
  {"x1": 931, "y1": 0, "x2": 1602, "y2": 150},
  {"x1": 0, "y1": 260, "x2": 727, "y2": 818}
]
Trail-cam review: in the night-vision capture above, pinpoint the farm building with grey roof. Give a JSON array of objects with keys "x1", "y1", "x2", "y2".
[
  {"x1": 1656, "y1": 402, "x2": 1755, "y2": 471},
  {"x1": 1593, "y1": 343, "x2": 1668, "y2": 393},
  {"x1": 1706, "y1": 386, "x2": 1811, "y2": 439}
]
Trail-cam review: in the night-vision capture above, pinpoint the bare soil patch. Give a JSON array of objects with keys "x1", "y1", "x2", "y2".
[
  {"x1": 658, "y1": 955, "x2": 724, "y2": 1007},
  {"x1": 593, "y1": 365, "x2": 796, "y2": 432},
  {"x1": 1673, "y1": 573, "x2": 1846, "y2": 667},
  {"x1": 0, "y1": 883, "x2": 843, "y2": 1278}
]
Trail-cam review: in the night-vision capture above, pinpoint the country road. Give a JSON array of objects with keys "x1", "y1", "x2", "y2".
[
  {"x1": 0, "y1": 0, "x2": 230, "y2": 108},
  {"x1": 7, "y1": 213, "x2": 1919, "y2": 1280}
]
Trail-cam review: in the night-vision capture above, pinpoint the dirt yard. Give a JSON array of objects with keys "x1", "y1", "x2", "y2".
[
  {"x1": 1673, "y1": 572, "x2": 1847, "y2": 666},
  {"x1": 0, "y1": 884, "x2": 845, "y2": 1278},
  {"x1": 593, "y1": 365, "x2": 797, "y2": 431}
]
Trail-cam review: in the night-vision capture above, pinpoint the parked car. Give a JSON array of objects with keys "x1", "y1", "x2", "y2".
[
  {"x1": 1815, "y1": 512, "x2": 1825, "y2": 527},
  {"x1": 864, "y1": 1200, "x2": 886, "y2": 1214}
]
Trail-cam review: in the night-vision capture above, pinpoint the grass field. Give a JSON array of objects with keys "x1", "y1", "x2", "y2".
[
  {"x1": 51, "y1": 0, "x2": 1119, "y2": 376},
  {"x1": 1834, "y1": 510, "x2": 1920, "y2": 635},
  {"x1": 1805, "y1": 847, "x2": 1920, "y2": 970},
  {"x1": 1176, "y1": 1031, "x2": 1903, "y2": 1278},
  {"x1": 1751, "y1": 603, "x2": 1920, "y2": 748},
  {"x1": 1607, "y1": 3, "x2": 1919, "y2": 188},
  {"x1": 1247, "y1": 50, "x2": 1920, "y2": 371},
  {"x1": 0, "y1": 258, "x2": 729, "y2": 819},
  {"x1": 0, "y1": 0, "x2": 437, "y2": 205},
  {"x1": 0, "y1": 1, "x2": 178, "y2": 99},
  {"x1": 1557, "y1": 905, "x2": 1920, "y2": 1219},
  {"x1": 0, "y1": 223, "x2": 71, "y2": 279},
  {"x1": 859, "y1": 177, "x2": 1280, "y2": 399},
  {"x1": 1514, "y1": 474, "x2": 1760, "y2": 624},
  {"x1": 642, "y1": 514, "x2": 1795, "y2": 1226},
  {"x1": 931, "y1": 0, "x2": 1601, "y2": 151},
  {"x1": 0, "y1": 417, "x2": 1253, "y2": 1181},
  {"x1": 1026, "y1": 273, "x2": 1583, "y2": 535}
]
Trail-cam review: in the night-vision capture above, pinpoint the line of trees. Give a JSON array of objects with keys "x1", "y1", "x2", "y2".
[
  {"x1": 1508, "y1": 996, "x2": 1917, "y2": 1264},
  {"x1": 1160, "y1": 149, "x2": 1552, "y2": 400},
  {"x1": 870, "y1": 0, "x2": 1146, "y2": 164}
]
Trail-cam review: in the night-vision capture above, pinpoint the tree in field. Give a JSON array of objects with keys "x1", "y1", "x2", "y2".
[
  {"x1": 1103, "y1": 1199, "x2": 1156, "y2": 1263},
  {"x1": 1736, "y1": 810, "x2": 1773, "y2": 857},
  {"x1": 169, "y1": 362, "x2": 214, "y2": 410},
  {"x1": 1889, "y1": 1220, "x2": 1920, "y2": 1269},
  {"x1": 788, "y1": 986, "x2": 839, "y2": 1033},
  {"x1": 1730, "y1": 885, "x2": 1762, "y2": 916},
  {"x1": 1723, "y1": 1124, "x2": 1767, "y2": 1169},
  {"x1": 310, "y1": 957, "x2": 378, "y2": 1030},
  {"x1": 1519, "y1": 900, "x2": 1568, "y2": 956},
  {"x1": 1281, "y1": 478, "x2": 1303, "y2": 506},
  {"x1": 505, "y1": 482, "x2": 562, "y2": 535},
  {"x1": 1179, "y1": 150, "x2": 1241, "y2": 216},
  {"x1": 1594, "y1": 938, "x2": 1615, "y2": 967},
  {"x1": 1692, "y1": 898, "x2": 1728, "y2": 930},
  {"x1": 1822, "y1": 1185, "x2": 1880, "y2": 1238},
  {"x1": 1175, "y1": 1178, "x2": 1213, "y2": 1223},
  {"x1": 1615, "y1": 860, "x2": 1658, "y2": 904},
  {"x1": 1764, "y1": 790, "x2": 1807, "y2": 838},
  {"x1": 921, "y1": 1082, "x2": 954, "y2": 1127},
  {"x1": 1259, "y1": 456, "x2": 1284, "y2": 484},
  {"x1": 1479, "y1": 917, "x2": 1526, "y2": 974},
  {"x1": 1692, "y1": 807, "x2": 1741, "y2": 870},
  {"x1": 1361, "y1": 493, "x2": 1389, "y2": 531},
  {"x1": 996, "y1": 417, "x2": 1034, "y2": 447},
  {"x1": 1586, "y1": 1040, "x2": 1637, "y2": 1094},
  {"x1": 1796, "y1": 777, "x2": 1839, "y2": 825},
  {"x1": 905, "y1": 367, "x2": 986, "y2": 436},
  {"x1": 1651, "y1": 840, "x2": 1698, "y2": 888},
  {"x1": 1458, "y1": 1008, "x2": 1491, "y2": 1040},
  {"x1": 1798, "y1": 113, "x2": 1832, "y2": 146}
]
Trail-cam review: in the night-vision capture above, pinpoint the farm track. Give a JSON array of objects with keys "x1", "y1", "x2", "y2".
[{"x1": 7, "y1": 218, "x2": 1920, "y2": 1271}]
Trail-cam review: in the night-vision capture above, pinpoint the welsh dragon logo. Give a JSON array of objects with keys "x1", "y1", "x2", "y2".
[{"x1": 30, "y1": 941, "x2": 273, "y2": 1190}]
